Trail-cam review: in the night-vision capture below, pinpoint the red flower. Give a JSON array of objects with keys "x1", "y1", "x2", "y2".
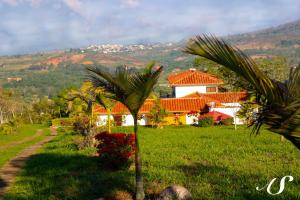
[{"x1": 95, "y1": 131, "x2": 136, "y2": 170}]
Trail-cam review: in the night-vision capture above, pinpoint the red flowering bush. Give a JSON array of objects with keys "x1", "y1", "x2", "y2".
[{"x1": 95, "y1": 132, "x2": 135, "y2": 170}]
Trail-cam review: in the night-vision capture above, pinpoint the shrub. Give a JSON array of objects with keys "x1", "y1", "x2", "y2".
[
  {"x1": 32, "y1": 113, "x2": 52, "y2": 125},
  {"x1": 73, "y1": 115, "x2": 90, "y2": 136},
  {"x1": 0, "y1": 117, "x2": 24, "y2": 135},
  {"x1": 106, "y1": 190, "x2": 133, "y2": 200},
  {"x1": 0, "y1": 124, "x2": 15, "y2": 135},
  {"x1": 43, "y1": 119, "x2": 52, "y2": 127},
  {"x1": 221, "y1": 118, "x2": 233, "y2": 126},
  {"x1": 198, "y1": 116, "x2": 214, "y2": 127},
  {"x1": 95, "y1": 132, "x2": 135, "y2": 170},
  {"x1": 52, "y1": 118, "x2": 75, "y2": 127}
]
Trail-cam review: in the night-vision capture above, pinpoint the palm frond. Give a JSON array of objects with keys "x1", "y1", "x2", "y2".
[
  {"x1": 86, "y1": 66, "x2": 126, "y2": 103},
  {"x1": 287, "y1": 66, "x2": 300, "y2": 99},
  {"x1": 86, "y1": 64, "x2": 163, "y2": 116},
  {"x1": 185, "y1": 35, "x2": 300, "y2": 150},
  {"x1": 184, "y1": 35, "x2": 284, "y2": 105},
  {"x1": 125, "y1": 66, "x2": 163, "y2": 113},
  {"x1": 95, "y1": 91, "x2": 116, "y2": 110}
]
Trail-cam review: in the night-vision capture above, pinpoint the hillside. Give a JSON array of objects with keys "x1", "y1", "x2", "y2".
[
  {"x1": 227, "y1": 20, "x2": 300, "y2": 63},
  {"x1": 0, "y1": 19, "x2": 299, "y2": 98}
]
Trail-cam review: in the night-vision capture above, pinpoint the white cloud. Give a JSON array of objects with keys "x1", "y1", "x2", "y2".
[
  {"x1": 1, "y1": 0, "x2": 18, "y2": 6},
  {"x1": 62, "y1": 0, "x2": 84, "y2": 16},
  {"x1": 0, "y1": 0, "x2": 40, "y2": 7},
  {"x1": 121, "y1": 0, "x2": 140, "y2": 7},
  {"x1": 0, "y1": 0, "x2": 300, "y2": 55}
]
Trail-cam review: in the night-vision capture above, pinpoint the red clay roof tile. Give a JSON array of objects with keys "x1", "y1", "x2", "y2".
[
  {"x1": 182, "y1": 92, "x2": 248, "y2": 103},
  {"x1": 168, "y1": 69, "x2": 224, "y2": 85},
  {"x1": 94, "y1": 97, "x2": 221, "y2": 114}
]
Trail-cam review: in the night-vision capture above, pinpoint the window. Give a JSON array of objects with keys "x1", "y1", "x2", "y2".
[{"x1": 206, "y1": 87, "x2": 217, "y2": 93}]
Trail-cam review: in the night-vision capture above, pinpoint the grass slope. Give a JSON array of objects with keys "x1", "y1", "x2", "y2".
[
  {"x1": 0, "y1": 124, "x2": 46, "y2": 146},
  {"x1": 0, "y1": 125, "x2": 50, "y2": 168},
  {"x1": 4, "y1": 126, "x2": 300, "y2": 200}
]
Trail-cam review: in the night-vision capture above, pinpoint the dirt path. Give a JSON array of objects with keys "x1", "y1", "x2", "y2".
[
  {"x1": 0, "y1": 127, "x2": 57, "y2": 199},
  {"x1": 0, "y1": 129, "x2": 43, "y2": 150}
]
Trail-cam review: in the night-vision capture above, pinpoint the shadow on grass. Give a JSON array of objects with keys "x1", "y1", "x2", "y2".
[
  {"x1": 3, "y1": 153, "x2": 134, "y2": 200},
  {"x1": 176, "y1": 162, "x2": 299, "y2": 200},
  {"x1": 0, "y1": 177, "x2": 8, "y2": 188}
]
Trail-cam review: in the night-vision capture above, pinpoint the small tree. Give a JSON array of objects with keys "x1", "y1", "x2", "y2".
[
  {"x1": 149, "y1": 98, "x2": 167, "y2": 128},
  {"x1": 65, "y1": 82, "x2": 96, "y2": 135}
]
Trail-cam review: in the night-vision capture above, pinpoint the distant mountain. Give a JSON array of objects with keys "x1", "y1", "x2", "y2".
[
  {"x1": 0, "y1": 19, "x2": 299, "y2": 98},
  {"x1": 226, "y1": 20, "x2": 300, "y2": 63},
  {"x1": 228, "y1": 19, "x2": 300, "y2": 48}
]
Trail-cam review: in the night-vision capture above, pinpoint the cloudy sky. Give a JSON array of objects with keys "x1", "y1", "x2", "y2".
[{"x1": 0, "y1": 0, "x2": 300, "y2": 55}]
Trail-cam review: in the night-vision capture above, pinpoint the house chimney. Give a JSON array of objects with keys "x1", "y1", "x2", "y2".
[
  {"x1": 189, "y1": 68, "x2": 196, "y2": 72},
  {"x1": 208, "y1": 102, "x2": 216, "y2": 112}
]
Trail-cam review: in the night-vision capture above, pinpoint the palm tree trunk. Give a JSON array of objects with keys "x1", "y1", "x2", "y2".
[
  {"x1": 234, "y1": 115, "x2": 237, "y2": 130},
  {"x1": 28, "y1": 113, "x2": 33, "y2": 124},
  {"x1": 0, "y1": 110, "x2": 4, "y2": 124},
  {"x1": 134, "y1": 114, "x2": 145, "y2": 200},
  {"x1": 107, "y1": 109, "x2": 112, "y2": 133}
]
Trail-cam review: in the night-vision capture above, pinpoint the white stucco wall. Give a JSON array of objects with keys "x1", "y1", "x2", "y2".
[
  {"x1": 185, "y1": 114, "x2": 199, "y2": 125},
  {"x1": 96, "y1": 115, "x2": 114, "y2": 126},
  {"x1": 174, "y1": 85, "x2": 218, "y2": 97},
  {"x1": 221, "y1": 103, "x2": 241, "y2": 107},
  {"x1": 97, "y1": 114, "x2": 148, "y2": 127},
  {"x1": 122, "y1": 114, "x2": 147, "y2": 126}
]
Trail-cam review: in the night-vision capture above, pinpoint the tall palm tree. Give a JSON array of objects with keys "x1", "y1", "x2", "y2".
[
  {"x1": 184, "y1": 35, "x2": 300, "y2": 150},
  {"x1": 86, "y1": 63, "x2": 163, "y2": 200}
]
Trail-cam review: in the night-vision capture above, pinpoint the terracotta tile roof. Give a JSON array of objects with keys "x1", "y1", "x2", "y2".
[
  {"x1": 94, "y1": 97, "x2": 221, "y2": 115},
  {"x1": 201, "y1": 111, "x2": 232, "y2": 121},
  {"x1": 182, "y1": 92, "x2": 248, "y2": 103},
  {"x1": 168, "y1": 69, "x2": 224, "y2": 86},
  {"x1": 203, "y1": 92, "x2": 248, "y2": 103}
]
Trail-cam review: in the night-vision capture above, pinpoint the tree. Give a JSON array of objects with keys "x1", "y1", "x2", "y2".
[
  {"x1": 149, "y1": 97, "x2": 167, "y2": 128},
  {"x1": 65, "y1": 82, "x2": 96, "y2": 135},
  {"x1": 53, "y1": 88, "x2": 75, "y2": 118},
  {"x1": 87, "y1": 63, "x2": 163, "y2": 200},
  {"x1": 184, "y1": 35, "x2": 300, "y2": 150}
]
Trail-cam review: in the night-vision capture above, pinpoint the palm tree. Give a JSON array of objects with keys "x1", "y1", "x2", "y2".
[
  {"x1": 184, "y1": 35, "x2": 300, "y2": 150},
  {"x1": 86, "y1": 63, "x2": 163, "y2": 200}
]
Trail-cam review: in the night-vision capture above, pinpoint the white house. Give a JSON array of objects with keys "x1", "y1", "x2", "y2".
[
  {"x1": 94, "y1": 68, "x2": 248, "y2": 126},
  {"x1": 167, "y1": 68, "x2": 224, "y2": 98}
]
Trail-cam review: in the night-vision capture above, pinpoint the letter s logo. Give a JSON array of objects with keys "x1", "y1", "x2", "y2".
[{"x1": 256, "y1": 175, "x2": 294, "y2": 195}]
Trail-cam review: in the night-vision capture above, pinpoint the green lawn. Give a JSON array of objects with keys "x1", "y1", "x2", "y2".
[
  {"x1": 0, "y1": 124, "x2": 50, "y2": 168},
  {"x1": 0, "y1": 124, "x2": 42, "y2": 146},
  {"x1": 3, "y1": 126, "x2": 300, "y2": 200}
]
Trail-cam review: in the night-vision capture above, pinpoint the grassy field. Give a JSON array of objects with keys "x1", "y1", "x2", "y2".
[
  {"x1": 3, "y1": 125, "x2": 300, "y2": 200},
  {"x1": 0, "y1": 124, "x2": 50, "y2": 168},
  {"x1": 0, "y1": 124, "x2": 46, "y2": 146}
]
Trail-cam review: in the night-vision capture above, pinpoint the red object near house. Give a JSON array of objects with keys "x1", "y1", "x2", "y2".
[{"x1": 201, "y1": 111, "x2": 232, "y2": 122}]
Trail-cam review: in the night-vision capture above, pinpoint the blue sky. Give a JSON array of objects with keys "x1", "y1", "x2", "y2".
[{"x1": 0, "y1": 0, "x2": 300, "y2": 55}]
